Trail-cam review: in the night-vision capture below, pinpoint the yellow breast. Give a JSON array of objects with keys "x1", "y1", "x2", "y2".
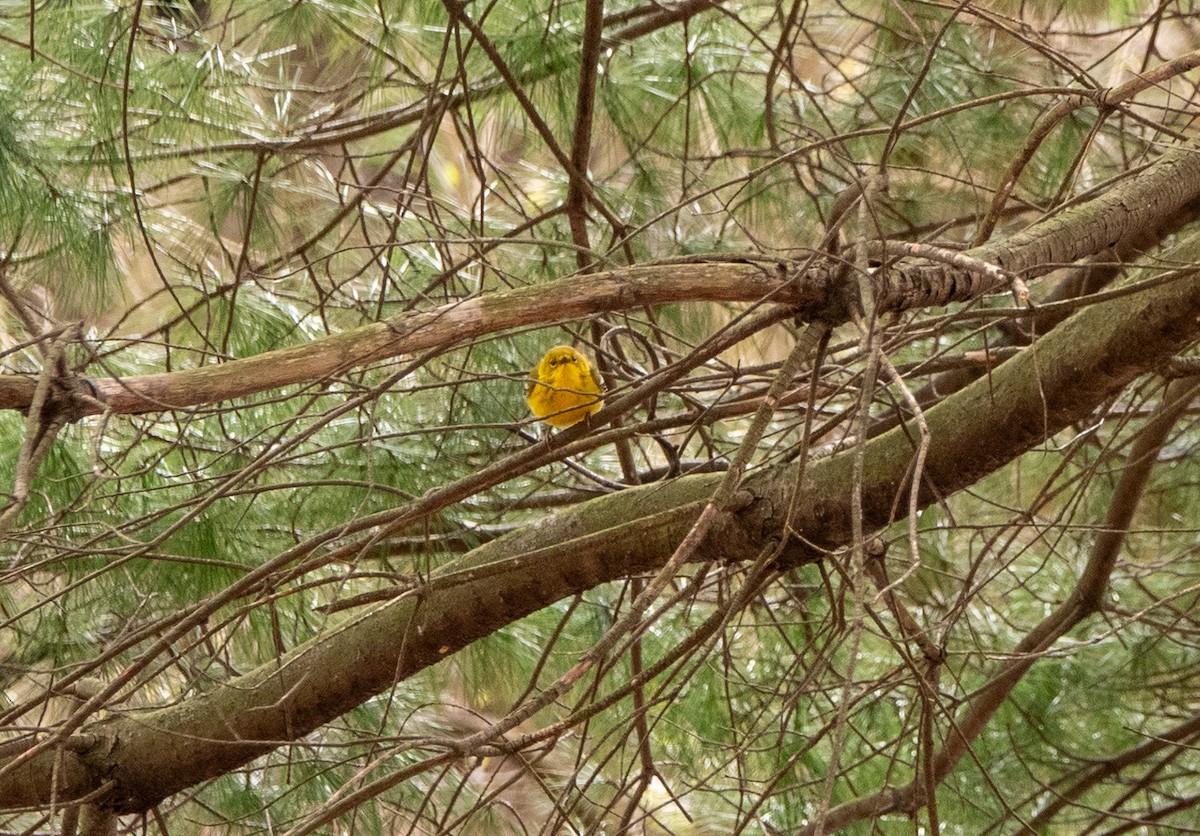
[{"x1": 526, "y1": 346, "x2": 604, "y2": 428}]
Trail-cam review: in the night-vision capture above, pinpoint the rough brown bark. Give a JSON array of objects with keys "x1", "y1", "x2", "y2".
[
  {"x1": 2, "y1": 259, "x2": 1196, "y2": 815},
  {"x1": 1, "y1": 142, "x2": 1197, "y2": 420}
]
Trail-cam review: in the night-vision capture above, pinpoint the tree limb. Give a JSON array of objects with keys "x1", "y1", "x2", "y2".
[{"x1": 1, "y1": 251, "x2": 1196, "y2": 816}]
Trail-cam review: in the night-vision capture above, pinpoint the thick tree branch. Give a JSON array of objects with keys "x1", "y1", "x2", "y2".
[
  {"x1": 2, "y1": 257, "x2": 1197, "y2": 815},
  {"x1": 3, "y1": 139, "x2": 1199, "y2": 420},
  {"x1": 798, "y1": 354, "x2": 1200, "y2": 835},
  {"x1": 11, "y1": 260, "x2": 819, "y2": 417}
]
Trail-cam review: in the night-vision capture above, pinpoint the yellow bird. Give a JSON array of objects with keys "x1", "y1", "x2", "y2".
[{"x1": 526, "y1": 345, "x2": 605, "y2": 428}]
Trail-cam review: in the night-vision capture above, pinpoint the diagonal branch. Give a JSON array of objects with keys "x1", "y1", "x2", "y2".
[
  {"x1": 797, "y1": 374, "x2": 1200, "y2": 835},
  {"x1": 1, "y1": 250, "x2": 1197, "y2": 817},
  {"x1": 3, "y1": 138, "x2": 1199, "y2": 420}
]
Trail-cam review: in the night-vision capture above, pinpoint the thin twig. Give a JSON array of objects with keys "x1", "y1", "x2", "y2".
[{"x1": 0, "y1": 330, "x2": 72, "y2": 538}]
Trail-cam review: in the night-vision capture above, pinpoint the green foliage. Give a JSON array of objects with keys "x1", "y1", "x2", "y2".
[{"x1": 0, "y1": 0, "x2": 1196, "y2": 834}]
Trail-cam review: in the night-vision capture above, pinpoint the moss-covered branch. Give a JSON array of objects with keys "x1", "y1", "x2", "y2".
[{"x1": 2, "y1": 257, "x2": 1196, "y2": 814}]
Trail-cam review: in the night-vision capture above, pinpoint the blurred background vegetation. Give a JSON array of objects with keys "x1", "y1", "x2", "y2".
[{"x1": 0, "y1": 0, "x2": 1198, "y2": 833}]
